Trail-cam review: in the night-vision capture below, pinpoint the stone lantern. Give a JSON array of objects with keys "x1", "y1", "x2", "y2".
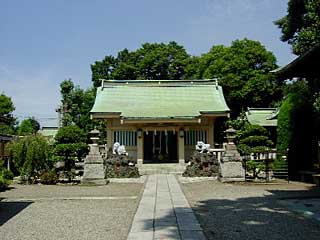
[
  {"x1": 224, "y1": 127, "x2": 236, "y2": 145},
  {"x1": 90, "y1": 129, "x2": 100, "y2": 145},
  {"x1": 219, "y1": 127, "x2": 245, "y2": 182},
  {"x1": 82, "y1": 129, "x2": 108, "y2": 185}
]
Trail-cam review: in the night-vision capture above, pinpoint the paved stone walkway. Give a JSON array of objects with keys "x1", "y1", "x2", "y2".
[{"x1": 127, "y1": 174, "x2": 206, "y2": 240}]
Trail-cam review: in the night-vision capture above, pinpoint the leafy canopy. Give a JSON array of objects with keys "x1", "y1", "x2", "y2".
[
  {"x1": 6, "y1": 135, "x2": 52, "y2": 178},
  {"x1": 59, "y1": 79, "x2": 95, "y2": 132},
  {"x1": 0, "y1": 93, "x2": 16, "y2": 134},
  {"x1": 53, "y1": 125, "x2": 88, "y2": 172},
  {"x1": 91, "y1": 41, "x2": 189, "y2": 87},
  {"x1": 190, "y1": 39, "x2": 281, "y2": 116},
  {"x1": 17, "y1": 117, "x2": 40, "y2": 136},
  {"x1": 275, "y1": 0, "x2": 320, "y2": 55}
]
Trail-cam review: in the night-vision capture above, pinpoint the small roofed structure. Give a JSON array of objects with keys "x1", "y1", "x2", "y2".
[
  {"x1": 90, "y1": 79, "x2": 230, "y2": 166},
  {"x1": 245, "y1": 108, "x2": 278, "y2": 127}
]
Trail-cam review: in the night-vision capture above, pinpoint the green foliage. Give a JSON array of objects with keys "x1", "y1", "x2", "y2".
[
  {"x1": 237, "y1": 124, "x2": 269, "y2": 140},
  {"x1": 55, "y1": 125, "x2": 86, "y2": 144},
  {"x1": 18, "y1": 117, "x2": 40, "y2": 135},
  {"x1": 239, "y1": 136, "x2": 273, "y2": 149},
  {"x1": 0, "y1": 93, "x2": 16, "y2": 135},
  {"x1": 0, "y1": 159, "x2": 13, "y2": 190},
  {"x1": 235, "y1": 122, "x2": 273, "y2": 157},
  {"x1": 59, "y1": 79, "x2": 96, "y2": 132},
  {"x1": 275, "y1": 0, "x2": 320, "y2": 55},
  {"x1": 277, "y1": 81, "x2": 311, "y2": 152},
  {"x1": 191, "y1": 39, "x2": 281, "y2": 116},
  {"x1": 54, "y1": 125, "x2": 88, "y2": 173},
  {"x1": 6, "y1": 135, "x2": 52, "y2": 178},
  {"x1": 245, "y1": 159, "x2": 266, "y2": 179},
  {"x1": 91, "y1": 40, "x2": 281, "y2": 118},
  {"x1": 277, "y1": 80, "x2": 314, "y2": 176},
  {"x1": 91, "y1": 41, "x2": 190, "y2": 87}
]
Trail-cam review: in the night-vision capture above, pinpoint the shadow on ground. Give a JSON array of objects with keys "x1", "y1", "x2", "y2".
[
  {"x1": 0, "y1": 200, "x2": 33, "y2": 226},
  {"x1": 194, "y1": 187, "x2": 320, "y2": 240},
  {"x1": 139, "y1": 186, "x2": 320, "y2": 240}
]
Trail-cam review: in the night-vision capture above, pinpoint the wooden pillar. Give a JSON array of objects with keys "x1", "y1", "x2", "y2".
[
  {"x1": 106, "y1": 120, "x2": 112, "y2": 150},
  {"x1": 137, "y1": 133, "x2": 143, "y2": 165},
  {"x1": 208, "y1": 118, "x2": 215, "y2": 146},
  {"x1": 178, "y1": 130, "x2": 185, "y2": 165}
]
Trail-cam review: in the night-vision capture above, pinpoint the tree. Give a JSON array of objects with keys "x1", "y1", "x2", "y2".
[
  {"x1": 59, "y1": 79, "x2": 95, "y2": 132},
  {"x1": 18, "y1": 117, "x2": 40, "y2": 135},
  {"x1": 0, "y1": 93, "x2": 16, "y2": 135},
  {"x1": 7, "y1": 134, "x2": 52, "y2": 179},
  {"x1": 190, "y1": 39, "x2": 282, "y2": 117},
  {"x1": 91, "y1": 41, "x2": 190, "y2": 87},
  {"x1": 53, "y1": 125, "x2": 88, "y2": 176},
  {"x1": 277, "y1": 80, "x2": 314, "y2": 178},
  {"x1": 275, "y1": 0, "x2": 320, "y2": 55}
]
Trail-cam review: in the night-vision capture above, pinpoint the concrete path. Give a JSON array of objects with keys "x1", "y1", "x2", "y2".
[{"x1": 127, "y1": 174, "x2": 206, "y2": 240}]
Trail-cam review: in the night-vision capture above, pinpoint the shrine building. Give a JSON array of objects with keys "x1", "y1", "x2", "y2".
[{"x1": 90, "y1": 79, "x2": 230, "y2": 165}]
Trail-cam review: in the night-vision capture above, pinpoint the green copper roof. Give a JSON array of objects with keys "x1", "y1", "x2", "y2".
[
  {"x1": 91, "y1": 79, "x2": 230, "y2": 119},
  {"x1": 245, "y1": 108, "x2": 278, "y2": 127}
]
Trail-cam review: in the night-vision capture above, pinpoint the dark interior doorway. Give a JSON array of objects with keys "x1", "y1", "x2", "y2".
[{"x1": 143, "y1": 131, "x2": 178, "y2": 163}]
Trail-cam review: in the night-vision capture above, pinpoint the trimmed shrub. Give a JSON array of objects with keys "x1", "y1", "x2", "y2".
[{"x1": 53, "y1": 125, "x2": 89, "y2": 179}]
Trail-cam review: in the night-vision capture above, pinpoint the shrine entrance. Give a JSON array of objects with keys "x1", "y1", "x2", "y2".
[{"x1": 143, "y1": 131, "x2": 178, "y2": 163}]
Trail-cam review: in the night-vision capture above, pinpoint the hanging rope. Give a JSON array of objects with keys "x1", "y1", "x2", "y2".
[
  {"x1": 152, "y1": 130, "x2": 155, "y2": 154},
  {"x1": 165, "y1": 130, "x2": 168, "y2": 154},
  {"x1": 159, "y1": 131, "x2": 162, "y2": 154}
]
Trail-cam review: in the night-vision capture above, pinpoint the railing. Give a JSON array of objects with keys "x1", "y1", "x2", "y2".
[
  {"x1": 242, "y1": 149, "x2": 289, "y2": 182},
  {"x1": 210, "y1": 148, "x2": 225, "y2": 163}
]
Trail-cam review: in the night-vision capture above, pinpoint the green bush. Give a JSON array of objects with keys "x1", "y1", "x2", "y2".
[
  {"x1": 6, "y1": 135, "x2": 53, "y2": 179},
  {"x1": 0, "y1": 160, "x2": 13, "y2": 190},
  {"x1": 53, "y1": 125, "x2": 89, "y2": 177},
  {"x1": 239, "y1": 136, "x2": 273, "y2": 148}
]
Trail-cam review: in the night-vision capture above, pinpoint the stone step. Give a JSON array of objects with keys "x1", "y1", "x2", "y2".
[{"x1": 139, "y1": 163, "x2": 186, "y2": 175}]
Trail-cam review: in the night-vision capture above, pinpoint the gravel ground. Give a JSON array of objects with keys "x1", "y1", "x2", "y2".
[
  {"x1": 181, "y1": 180, "x2": 320, "y2": 240},
  {"x1": 0, "y1": 183, "x2": 143, "y2": 240}
]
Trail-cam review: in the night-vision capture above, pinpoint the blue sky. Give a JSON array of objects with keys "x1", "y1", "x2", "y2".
[{"x1": 0, "y1": 0, "x2": 295, "y2": 124}]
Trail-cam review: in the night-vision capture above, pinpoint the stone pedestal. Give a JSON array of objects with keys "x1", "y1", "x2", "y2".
[
  {"x1": 82, "y1": 137, "x2": 108, "y2": 184},
  {"x1": 219, "y1": 128, "x2": 245, "y2": 182},
  {"x1": 219, "y1": 143, "x2": 245, "y2": 182}
]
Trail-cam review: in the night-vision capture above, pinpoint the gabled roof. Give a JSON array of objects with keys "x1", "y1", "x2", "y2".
[
  {"x1": 271, "y1": 44, "x2": 320, "y2": 80},
  {"x1": 245, "y1": 108, "x2": 278, "y2": 127},
  {"x1": 90, "y1": 79, "x2": 230, "y2": 120}
]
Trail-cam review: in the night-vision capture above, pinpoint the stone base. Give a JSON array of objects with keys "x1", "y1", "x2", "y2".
[
  {"x1": 81, "y1": 178, "x2": 109, "y2": 185},
  {"x1": 219, "y1": 161, "x2": 245, "y2": 182},
  {"x1": 82, "y1": 163, "x2": 106, "y2": 185}
]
